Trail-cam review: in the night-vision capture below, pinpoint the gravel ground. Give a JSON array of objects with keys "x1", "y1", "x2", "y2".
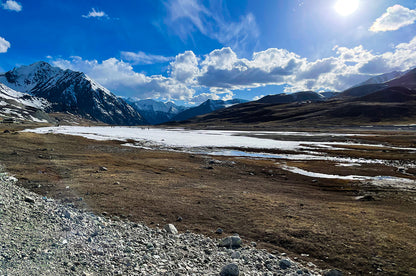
[{"x1": 0, "y1": 172, "x2": 324, "y2": 276}]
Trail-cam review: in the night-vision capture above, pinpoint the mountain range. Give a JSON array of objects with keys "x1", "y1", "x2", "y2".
[
  {"x1": 0, "y1": 62, "x2": 146, "y2": 125},
  {"x1": 171, "y1": 99, "x2": 248, "y2": 122},
  {"x1": 0, "y1": 61, "x2": 415, "y2": 126},
  {"x1": 167, "y1": 68, "x2": 416, "y2": 127},
  {"x1": 125, "y1": 98, "x2": 186, "y2": 125}
]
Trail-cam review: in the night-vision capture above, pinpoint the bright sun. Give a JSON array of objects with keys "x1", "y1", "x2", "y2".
[{"x1": 334, "y1": 0, "x2": 359, "y2": 16}]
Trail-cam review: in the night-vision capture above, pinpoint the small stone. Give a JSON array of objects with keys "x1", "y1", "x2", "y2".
[
  {"x1": 113, "y1": 181, "x2": 120, "y2": 185},
  {"x1": 279, "y1": 259, "x2": 292, "y2": 269},
  {"x1": 99, "y1": 166, "x2": 108, "y2": 171},
  {"x1": 323, "y1": 269, "x2": 343, "y2": 276},
  {"x1": 219, "y1": 236, "x2": 242, "y2": 249},
  {"x1": 215, "y1": 228, "x2": 223, "y2": 234},
  {"x1": 220, "y1": 263, "x2": 239, "y2": 276},
  {"x1": 164, "y1": 224, "x2": 178, "y2": 235},
  {"x1": 63, "y1": 210, "x2": 72, "y2": 219},
  {"x1": 231, "y1": 251, "x2": 240, "y2": 259},
  {"x1": 176, "y1": 216, "x2": 183, "y2": 222},
  {"x1": 355, "y1": 195, "x2": 375, "y2": 201},
  {"x1": 24, "y1": 196, "x2": 35, "y2": 204},
  {"x1": 251, "y1": 241, "x2": 257, "y2": 247}
]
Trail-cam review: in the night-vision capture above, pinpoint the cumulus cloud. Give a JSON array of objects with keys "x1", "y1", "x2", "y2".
[
  {"x1": 82, "y1": 8, "x2": 108, "y2": 19},
  {"x1": 52, "y1": 56, "x2": 194, "y2": 101},
  {"x1": 0, "y1": 36, "x2": 11, "y2": 53},
  {"x1": 1, "y1": 0, "x2": 22, "y2": 12},
  {"x1": 50, "y1": 35, "x2": 416, "y2": 102},
  {"x1": 370, "y1": 5, "x2": 416, "y2": 32},
  {"x1": 196, "y1": 36, "x2": 416, "y2": 93},
  {"x1": 169, "y1": 50, "x2": 199, "y2": 84},
  {"x1": 164, "y1": 0, "x2": 259, "y2": 53},
  {"x1": 121, "y1": 51, "x2": 172, "y2": 65}
]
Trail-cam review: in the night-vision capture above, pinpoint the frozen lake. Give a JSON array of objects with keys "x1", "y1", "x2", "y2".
[
  {"x1": 23, "y1": 126, "x2": 416, "y2": 189},
  {"x1": 23, "y1": 126, "x2": 414, "y2": 160}
]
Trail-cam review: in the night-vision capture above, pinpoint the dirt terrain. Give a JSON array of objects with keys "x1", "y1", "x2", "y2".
[{"x1": 1, "y1": 122, "x2": 415, "y2": 275}]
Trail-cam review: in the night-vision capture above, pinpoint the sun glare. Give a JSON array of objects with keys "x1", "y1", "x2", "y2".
[{"x1": 334, "y1": 0, "x2": 359, "y2": 16}]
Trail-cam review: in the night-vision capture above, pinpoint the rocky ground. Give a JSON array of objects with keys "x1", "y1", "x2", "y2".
[
  {"x1": 0, "y1": 171, "x2": 328, "y2": 275},
  {"x1": 1, "y1": 123, "x2": 415, "y2": 275}
]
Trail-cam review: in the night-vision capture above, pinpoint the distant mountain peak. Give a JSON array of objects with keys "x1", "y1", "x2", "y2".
[
  {"x1": 171, "y1": 98, "x2": 247, "y2": 122},
  {"x1": 125, "y1": 98, "x2": 186, "y2": 125},
  {"x1": 0, "y1": 61, "x2": 146, "y2": 125}
]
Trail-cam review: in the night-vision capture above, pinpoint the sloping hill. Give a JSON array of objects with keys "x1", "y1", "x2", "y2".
[
  {"x1": 355, "y1": 87, "x2": 416, "y2": 103},
  {"x1": 386, "y1": 68, "x2": 416, "y2": 89},
  {"x1": 170, "y1": 92, "x2": 416, "y2": 128},
  {"x1": 172, "y1": 99, "x2": 247, "y2": 122},
  {"x1": 337, "y1": 84, "x2": 388, "y2": 98},
  {"x1": 256, "y1": 91, "x2": 324, "y2": 104}
]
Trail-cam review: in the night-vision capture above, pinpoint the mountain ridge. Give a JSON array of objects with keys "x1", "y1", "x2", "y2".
[{"x1": 0, "y1": 62, "x2": 146, "y2": 125}]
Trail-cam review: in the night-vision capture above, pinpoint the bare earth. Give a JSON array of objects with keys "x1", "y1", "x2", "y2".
[{"x1": 1, "y1": 123, "x2": 415, "y2": 275}]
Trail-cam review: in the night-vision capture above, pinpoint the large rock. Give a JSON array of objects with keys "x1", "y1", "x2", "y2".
[
  {"x1": 324, "y1": 269, "x2": 343, "y2": 276},
  {"x1": 219, "y1": 236, "x2": 242, "y2": 249},
  {"x1": 164, "y1": 224, "x2": 178, "y2": 235},
  {"x1": 220, "y1": 263, "x2": 239, "y2": 276}
]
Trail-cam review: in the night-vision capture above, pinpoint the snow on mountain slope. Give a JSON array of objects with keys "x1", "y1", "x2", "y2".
[
  {"x1": 0, "y1": 62, "x2": 146, "y2": 125},
  {"x1": 0, "y1": 61, "x2": 62, "y2": 93},
  {"x1": 0, "y1": 83, "x2": 50, "y2": 122},
  {"x1": 0, "y1": 83, "x2": 50, "y2": 109},
  {"x1": 350, "y1": 71, "x2": 406, "y2": 88},
  {"x1": 125, "y1": 98, "x2": 186, "y2": 125}
]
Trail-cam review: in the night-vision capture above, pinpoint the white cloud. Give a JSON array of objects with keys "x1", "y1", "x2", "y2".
[
  {"x1": 169, "y1": 50, "x2": 199, "y2": 83},
  {"x1": 82, "y1": 8, "x2": 108, "y2": 19},
  {"x1": 164, "y1": 0, "x2": 259, "y2": 54},
  {"x1": 196, "y1": 36, "x2": 416, "y2": 93},
  {"x1": 0, "y1": 36, "x2": 11, "y2": 53},
  {"x1": 50, "y1": 35, "x2": 416, "y2": 101},
  {"x1": 52, "y1": 56, "x2": 194, "y2": 101},
  {"x1": 252, "y1": 95, "x2": 264, "y2": 101},
  {"x1": 1, "y1": 0, "x2": 22, "y2": 12},
  {"x1": 370, "y1": 5, "x2": 416, "y2": 32},
  {"x1": 121, "y1": 51, "x2": 172, "y2": 65},
  {"x1": 191, "y1": 92, "x2": 220, "y2": 104}
]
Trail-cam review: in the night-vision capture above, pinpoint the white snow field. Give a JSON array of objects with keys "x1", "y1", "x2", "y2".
[{"x1": 23, "y1": 126, "x2": 416, "y2": 189}]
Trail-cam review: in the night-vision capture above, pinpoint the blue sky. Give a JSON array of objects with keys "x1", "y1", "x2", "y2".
[{"x1": 1, "y1": 0, "x2": 416, "y2": 105}]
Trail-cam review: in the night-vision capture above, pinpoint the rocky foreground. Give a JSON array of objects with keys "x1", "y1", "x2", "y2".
[{"x1": 0, "y1": 172, "x2": 334, "y2": 276}]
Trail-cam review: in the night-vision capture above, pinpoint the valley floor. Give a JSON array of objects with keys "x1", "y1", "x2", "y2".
[{"x1": 0, "y1": 123, "x2": 415, "y2": 275}]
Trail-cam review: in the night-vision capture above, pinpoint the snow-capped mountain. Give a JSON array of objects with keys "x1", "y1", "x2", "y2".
[
  {"x1": 126, "y1": 98, "x2": 186, "y2": 125},
  {"x1": 0, "y1": 83, "x2": 50, "y2": 122},
  {"x1": 353, "y1": 71, "x2": 406, "y2": 87},
  {"x1": 172, "y1": 99, "x2": 247, "y2": 122},
  {"x1": 339, "y1": 67, "x2": 416, "y2": 98},
  {"x1": 0, "y1": 62, "x2": 146, "y2": 125}
]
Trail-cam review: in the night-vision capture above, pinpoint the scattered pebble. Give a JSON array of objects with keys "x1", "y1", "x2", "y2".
[{"x1": 0, "y1": 171, "x2": 322, "y2": 275}]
